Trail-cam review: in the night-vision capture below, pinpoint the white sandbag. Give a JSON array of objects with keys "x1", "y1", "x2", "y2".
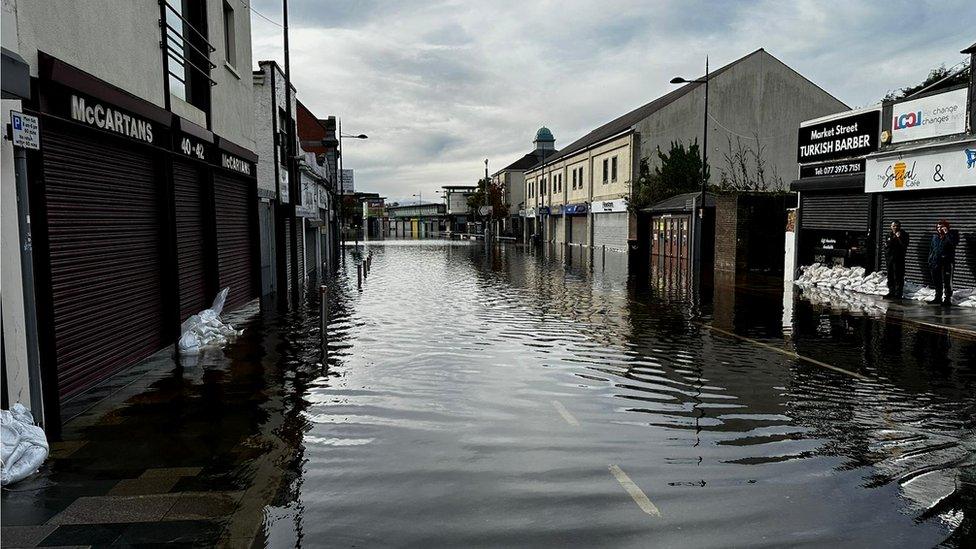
[
  {"x1": 797, "y1": 264, "x2": 976, "y2": 307},
  {"x1": 1, "y1": 404, "x2": 49, "y2": 486},
  {"x1": 178, "y1": 288, "x2": 243, "y2": 355}
]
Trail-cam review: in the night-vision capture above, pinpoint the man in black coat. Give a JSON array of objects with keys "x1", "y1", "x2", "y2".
[
  {"x1": 928, "y1": 219, "x2": 960, "y2": 306},
  {"x1": 885, "y1": 221, "x2": 909, "y2": 298}
]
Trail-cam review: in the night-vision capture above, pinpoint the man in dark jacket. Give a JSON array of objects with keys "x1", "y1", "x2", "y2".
[
  {"x1": 928, "y1": 219, "x2": 960, "y2": 306},
  {"x1": 885, "y1": 221, "x2": 909, "y2": 298}
]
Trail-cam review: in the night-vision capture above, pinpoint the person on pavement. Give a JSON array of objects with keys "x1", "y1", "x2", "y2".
[
  {"x1": 928, "y1": 219, "x2": 959, "y2": 306},
  {"x1": 885, "y1": 220, "x2": 909, "y2": 299}
]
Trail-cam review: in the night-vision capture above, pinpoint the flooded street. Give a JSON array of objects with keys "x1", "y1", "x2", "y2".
[
  {"x1": 269, "y1": 240, "x2": 976, "y2": 547},
  {"x1": 4, "y1": 240, "x2": 975, "y2": 547}
]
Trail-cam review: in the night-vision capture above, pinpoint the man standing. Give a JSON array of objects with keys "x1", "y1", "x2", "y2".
[
  {"x1": 885, "y1": 221, "x2": 909, "y2": 298},
  {"x1": 928, "y1": 219, "x2": 960, "y2": 306}
]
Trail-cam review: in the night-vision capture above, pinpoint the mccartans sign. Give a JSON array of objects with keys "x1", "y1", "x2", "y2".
[
  {"x1": 70, "y1": 94, "x2": 154, "y2": 144},
  {"x1": 221, "y1": 152, "x2": 252, "y2": 175},
  {"x1": 797, "y1": 109, "x2": 880, "y2": 164}
]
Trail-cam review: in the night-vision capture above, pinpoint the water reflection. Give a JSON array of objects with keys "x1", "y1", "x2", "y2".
[{"x1": 259, "y1": 240, "x2": 973, "y2": 547}]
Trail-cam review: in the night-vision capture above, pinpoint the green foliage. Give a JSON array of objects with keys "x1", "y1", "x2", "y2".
[
  {"x1": 467, "y1": 178, "x2": 509, "y2": 220},
  {"x1": 628, "y1": 140, "x2": 708, "y2": 212},
  {"x1": 882, "y1": 62, "x2": 970, "y2": 102}
]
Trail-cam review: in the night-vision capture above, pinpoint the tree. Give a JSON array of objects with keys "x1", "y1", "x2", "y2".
[
  {"x1": 628, "y1": 140, "x2": 708, "y2": 212},
  {"x1": 467, "y1": 177, "x2": 508, "y2": 221},
  {"x1": 883, "y1": 62, "x2": 970, "y2": 102},
  {"x1": 718, "y1": 134, "x2": 782, "y2": 192}
]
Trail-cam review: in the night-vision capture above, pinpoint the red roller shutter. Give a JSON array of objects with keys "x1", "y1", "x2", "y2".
[
  {"x1": 214, "y1": 172, "x2": 257, "y2": 311},
  {"x1": 42, "y1": 127, "x2": 165, "y2": 400},
  {"x1": 173, "y1": 161, "x2": 209, "y2": 321}
]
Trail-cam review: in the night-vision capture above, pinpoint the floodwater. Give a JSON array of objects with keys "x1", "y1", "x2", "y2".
[
  {"x1": 3, "y1": 239, "x2": 974, "y2": 547},
  {"x1": 264, "y1": 240, "x2": 976, "y2": 547}
]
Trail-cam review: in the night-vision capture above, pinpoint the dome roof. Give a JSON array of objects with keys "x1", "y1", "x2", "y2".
[{"x1": 534, "y1": 127, "x2": 554, "y2": 142}]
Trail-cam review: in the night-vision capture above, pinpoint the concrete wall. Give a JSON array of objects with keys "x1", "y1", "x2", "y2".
[
  {"x1": 209, "y1": 0, "x2": 255, "y2": 151},
  {"x1": 635, "y1": 50, "x2": 848, "y2": 191},
  {"x1": 11, "y1": 0, "x2": 164, "y2": 105}
]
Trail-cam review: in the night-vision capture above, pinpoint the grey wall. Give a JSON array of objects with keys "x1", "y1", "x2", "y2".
[
  {"x1": 635, "y1": 50, "x2": 848, "y2": 191},
  {"x1": 210, "y1": 0, "x2": 256, "y2": 151},
  {"x1": 253, "y1": 62, "x2": 297, "y2": 196}
]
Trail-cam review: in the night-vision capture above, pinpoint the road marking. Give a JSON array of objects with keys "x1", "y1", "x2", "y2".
[
  {"x1": 609, "y1": 464, "x2": 661, "y2": 517},
  {"x1": 551, "y1": 400, "x2": 580, "y2": 426},
  {"x1": 702, "y1": 324, "x2": 869, "y2": 381}
]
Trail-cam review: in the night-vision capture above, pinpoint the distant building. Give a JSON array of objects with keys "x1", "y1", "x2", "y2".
[
  {"x1": 387, "y1": 203, "x2": 447, "y2": 238},
  {"x1": 491, "y1": 127, "x2": 559, "y2": 238},
  {"x1": 442, "y1": 185, "x2": 479, "y2": 233}
]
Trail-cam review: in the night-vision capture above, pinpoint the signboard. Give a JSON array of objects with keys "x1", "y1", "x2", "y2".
[
  {"x1": 69, "y1": 94, "x2": 154, "y2": 144},
  {"x1": 10, "y1": 111, "x2": 39, "y2": 150},
  {"x1": 340, "y1": 169, "x2": 355, "y2": 194},
  {"x1": 478, "y1": 205, "x2": 493, "y2": 216},
  {"x1": 799, "y1": 159, "x2": 866, "y2": 179},
  {"x1": 797, "y1": 109, "x2": 880, "y2": 164},
  {"x1": 891, "y1": 88, "x2": 968, "y2": 143},
  {"x1": 594, "y1": 198, "x2": 628, "y2": 213},
  {"x1": 865, "y1": 141, "x2": 976, "y2": 193},
  {"x1": 565, "y1": 203, "x2": 588, "y2": 215},
  {"x1": 447, "y1": 192, "x2": 469, "y2": 214},
  {"x1": 523, "y1": 207, "x2": 536, "y2": 217}
]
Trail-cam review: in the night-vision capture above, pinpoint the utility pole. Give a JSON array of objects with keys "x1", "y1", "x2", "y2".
[{"x1": 283, "y1": 0, "x2": 300, "y2": 308}]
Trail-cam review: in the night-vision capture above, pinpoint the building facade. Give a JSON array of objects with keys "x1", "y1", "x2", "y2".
[
  {"x1": 492, "y1": 127, "x2": 556, "y2": 238},
  {"x1": 443, "y1": 185, "x2": 478, "y2": 233},
  {"x1": 387, "y1": 203, "x2": 447, "y2": 238},
  {"x1": 2, "y1": 0, "x2": 259, "y2": 432},
  {"x1": 523, "y1": 49, "x2": 848, "y2": 255}
]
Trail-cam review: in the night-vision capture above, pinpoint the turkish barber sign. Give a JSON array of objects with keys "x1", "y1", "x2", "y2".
[
  {"x1": 890, "y1": 88, "x2": 968, "y2": 143},
  {"x1": 865, "y1": 141, "x2": 976, "y2": 193},
  {"x1": 797, "y1": 109, "x2": 880, "y2": 164}
]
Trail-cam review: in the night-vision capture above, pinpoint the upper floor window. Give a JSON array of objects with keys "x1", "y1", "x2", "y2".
[
  {"x1": 163, "y1": 0, "x2": 216, "y2": 110},
  {"x1": 571, "y1": 169, "x2": 577, "y2": 189},
  {"x1": 611, "y1": 156, "x2": 618, "y2": 182},
  {"x1": 223, "y1": 1, "x2": 237, "y2": 69},
  {"x1": 602, "y1": 159, "x2": 609, "y2": 183}
]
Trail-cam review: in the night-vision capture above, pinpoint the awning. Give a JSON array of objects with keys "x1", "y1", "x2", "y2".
[
  {"x1": 565, "y1": 203, "x2": 588, "y2": 215},
  {"x1": 789, "y1": 174, "x2": 864, "y2": 192}
]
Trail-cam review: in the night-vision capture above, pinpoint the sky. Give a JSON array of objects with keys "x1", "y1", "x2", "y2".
[{"x1": 247, "y1": 0, "x2": 975, "y2": 203}]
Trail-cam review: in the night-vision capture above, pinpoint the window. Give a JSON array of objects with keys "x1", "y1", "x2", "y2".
[
  {"x1": 163, "y1": 0, "x2": 215, "y2": 110},
  {"x1": 611, "y1": 156, "x2": 618, "y2": 182},
  {"x1": 223, "y1": 1, "x2": 236, "y2": 69},
  {"x1": 602, "y1": 159, "x2": 609, "y2": 183},
  {"x1": 572, "y1": 169, "x2": 577, "y2": 189}
]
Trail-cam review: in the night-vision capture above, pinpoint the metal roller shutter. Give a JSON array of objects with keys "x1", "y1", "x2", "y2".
[
  {"x1": 570, "y1": 216, "x2": 587, "y2": 244},
  {"x1": 284, "y1": 216, "x2": 292, "y2": 285},
  {"x1": 42, "y1": 128, "x2": 165, "y2": 400},
  {"x1": 881, "y1": 189, "x2": 976, "y2": 288},
  {"x1": 296, "y1": 218, "x2": 305, "y2": 283},
  {"x1": 214, "y1": 173, "x2": 257, "y2": 311},
  {"x1": 173, "y1": 161, "x2": 208, "y2": 321},
  {"x1": 800, "y1": 192, "x2": 870, "y2": 231},
  {"x1": 593, "y1": 213, "x2": 629, "y2": 251}
]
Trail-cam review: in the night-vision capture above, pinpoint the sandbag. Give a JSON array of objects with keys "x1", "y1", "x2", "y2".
[
  {"x1": 178, "y1": 288, "x2": 243, "y2": 355},
  {"x1": 1, "y1": 404, "x2": 49, "y2": 486}
]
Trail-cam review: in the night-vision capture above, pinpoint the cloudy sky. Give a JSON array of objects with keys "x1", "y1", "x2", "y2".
[{"x1": 248, "y1": 0, "x2": 974, "y2": 203}]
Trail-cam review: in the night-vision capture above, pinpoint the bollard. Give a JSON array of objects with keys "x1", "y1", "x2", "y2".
[
  {"x1": 357, "y1": 263, "x2": 362, "y2": 289},
  {"x1": 602, "y1": 244, "x2": 606, "y2": 270}
]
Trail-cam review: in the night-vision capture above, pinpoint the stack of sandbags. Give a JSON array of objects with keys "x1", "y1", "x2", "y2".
[
  {"x1": 795, "y1": 264, "x2": 889, "y2": 296},
  {"x1": 799, "y1": 284, "x2": 889, "y2": 315},
  {"x1": 903, "y1": 283, "x2": 976, "y2": 307},
  {"x1": 178, "y1": 288, "x2": 243, "y2": 355}
]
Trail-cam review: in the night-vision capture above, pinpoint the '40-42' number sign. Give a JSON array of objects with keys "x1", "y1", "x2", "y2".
[{"x1": 180, "y1": 136, "x2": 206, "y2": 160}]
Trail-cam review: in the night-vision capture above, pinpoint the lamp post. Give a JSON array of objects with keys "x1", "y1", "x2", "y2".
[
  {"x1": 670, "y1": 56, "x2": 709, "y2": 293},
  {"x1": 337, "y1": 125, "x2": 367, "y2": 244},
  {"x1": 484, "y1": 158, "x2": 490, "y2": 240}
]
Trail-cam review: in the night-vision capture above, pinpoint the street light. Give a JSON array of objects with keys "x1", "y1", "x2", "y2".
[
  {"x1": 336, "y1": 122, "x2": 368, "y2": 243},
  {"x1": 671, "y1": 56, "x2": 709, "y2": 293}
]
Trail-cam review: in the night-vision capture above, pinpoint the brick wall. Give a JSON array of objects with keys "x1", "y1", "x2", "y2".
[{"x1": 714, "y1": 195, "x2": 738, "y2": 273}]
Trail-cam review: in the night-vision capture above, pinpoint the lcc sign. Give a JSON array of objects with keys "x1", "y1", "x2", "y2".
[{"x1": 797, "y1": 109, "x2": 880, "y2": 164}]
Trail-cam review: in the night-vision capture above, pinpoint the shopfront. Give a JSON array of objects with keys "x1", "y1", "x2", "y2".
[
  {"x1": 29, "y1": 54, "x2": 258, "y2": 425},
  {"x1": 866, "y1": 139, "x2": 976, "y2": 288},
  {"x1": 565, "y1": 203, "x2": 588, "y2": 245},
  {"x1": 592, "y1": 198, "x2": 629, "y2": 252},
  {"x1": 792, "y1": 107, "x2": 881, "y2": 269}
]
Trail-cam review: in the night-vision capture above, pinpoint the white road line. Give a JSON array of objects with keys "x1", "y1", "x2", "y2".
[
  {"x1": 551, "y1": 400, "x2": 580, "y2": 426},
  {"x1": 704, "y1": 324, "x2": 869, "y2": 381},
  {"x1": 609, "y1": 464, "x2": 661, "y2": 517}
]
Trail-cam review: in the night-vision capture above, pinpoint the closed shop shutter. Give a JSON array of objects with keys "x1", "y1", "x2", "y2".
[
  {"x1": 214, "y1": 173, "x2": 257, "y2": 311},
  {"x1": 554, "y1": 216, "x2": 565, "y2": 244},
  {"x1": 305, "y1": 225, "x2": 317, "y2": 276},
  {"x1": 570, "y1": 216, "x2": 587, "y2": 244},
  {"x1": 173, "y1": 161, "x2": 208, "y2": 321},
  {"x1": 296, "y1": 218, "x2": 306, "y2": 282},
  {"x1": 800, "y1": 191, "x2": 870, "y2": 231},
  {"x1": 593, "y1": 212, "x2": 629, "y2": 251},
  {"x1": 42, "y1": 127, "x2": 165, "y2": 400},
  {"x1": 284, "y1": 216, "x2": 292, "y2": 287},
  {"x1": 881, "y1": 189, "x2": 976, "y2": 288}
]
